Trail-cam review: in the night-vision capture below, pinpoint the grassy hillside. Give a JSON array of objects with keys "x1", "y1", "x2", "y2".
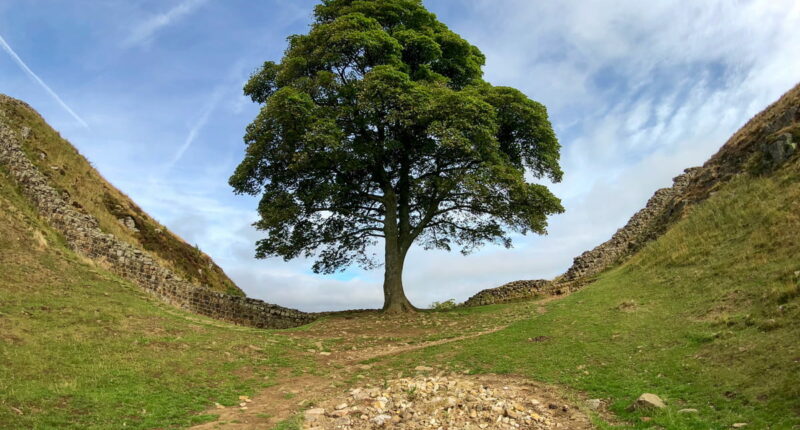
[
  {"x1": 0, "y1": 166, "x2": 318, "y2": 429},
  {"x1": 391, "y1": 143, "x2": 800, "y2": 428},
  {"x1": 0, "y1": 95, "x2": 242, "y2": 295}
]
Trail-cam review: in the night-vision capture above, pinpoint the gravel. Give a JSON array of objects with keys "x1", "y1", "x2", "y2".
[{"x1": 303, "y1": 373, "x2": 592, "y2": 429}]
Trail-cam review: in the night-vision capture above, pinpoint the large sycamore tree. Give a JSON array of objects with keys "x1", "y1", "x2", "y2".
[{"x1": 231, "y1": 0, "x2": 564, "y2": 312}]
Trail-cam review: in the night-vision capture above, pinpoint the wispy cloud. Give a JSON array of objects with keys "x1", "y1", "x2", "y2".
[
  {"x1": 0, "y1": 33, "x2": 89, "y2": 128},
  {"x1": 124, "y1": 0, "x2": 209, "y2": 47},
  {"x1": 167, "y1": 86, "x2": 225, "y2": 170}
]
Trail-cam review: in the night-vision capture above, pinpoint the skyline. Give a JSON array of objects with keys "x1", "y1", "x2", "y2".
[{"x1": 2, "y1": 0, "x2": 799, "y2": 311}]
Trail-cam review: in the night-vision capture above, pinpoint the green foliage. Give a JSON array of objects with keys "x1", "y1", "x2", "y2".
[
  {"x1": 271, "y1": 414, "x2": 303, "y2": 430},
  {"x1": 231, "y1": 0, "x2": 563, "y2": 287},
  {"x1": 429, "y1": 299, "x2": 457, "y2": 311}
]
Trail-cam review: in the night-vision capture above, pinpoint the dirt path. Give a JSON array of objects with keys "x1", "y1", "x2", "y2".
[
  {"x1": 190, "y1": 297, "x2": 599, "y2": 429},
  {"x1": 190, "y1": 326, "x2": 512, "y2": 429}
]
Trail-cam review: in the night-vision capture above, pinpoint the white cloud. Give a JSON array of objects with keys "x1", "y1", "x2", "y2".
[
  {"x1": 124, "y1": 0, "x2": 209, "y2": 47},
  {"x1": 0, "y1": 33, "x2": 89, "y2": 128}
]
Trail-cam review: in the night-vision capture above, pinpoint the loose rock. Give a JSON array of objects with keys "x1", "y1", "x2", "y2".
[{"x1": 629, "y1": 393, "x2": 666, "y2": 410}]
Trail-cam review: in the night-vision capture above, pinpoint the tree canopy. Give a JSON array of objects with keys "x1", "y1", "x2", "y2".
[{"x1": 230, "y1": 0, "x2": 564, "y2": 312}]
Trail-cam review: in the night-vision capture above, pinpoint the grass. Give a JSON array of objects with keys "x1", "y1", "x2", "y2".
[
  {"x1": 0, "y1": 168, "x2": 315, "y2": 429},
  {"x1": 386, "y1": 159, "x2": 800, "y2": 429},
  {"x1": 0, "y1": 97, "x2": 242, "y2": 295}
]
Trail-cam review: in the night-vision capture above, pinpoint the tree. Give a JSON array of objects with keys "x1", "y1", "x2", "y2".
[{"x1": 230, "y1": 0, "x2": 564, "y2": 312}]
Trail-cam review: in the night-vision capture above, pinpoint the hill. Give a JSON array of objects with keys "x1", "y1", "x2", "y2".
[
  {"x1": 466, "y1": 83, "x2": 799, "y2": 306},
  {"x1": 0, "y1": 95, "x2": 313, "y2": 329},
  {"x1": 0, "y1": 95, "x2": 242, "y2": 296}
]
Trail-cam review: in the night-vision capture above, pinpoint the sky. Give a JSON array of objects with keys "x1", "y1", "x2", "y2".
[{"x1": 1, "y1": 0, "x2": 799, "y2": 312}]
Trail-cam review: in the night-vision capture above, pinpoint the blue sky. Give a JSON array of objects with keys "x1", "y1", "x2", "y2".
[{"x1": 2, "y1": 0, "x2": 799, "y2": 311}]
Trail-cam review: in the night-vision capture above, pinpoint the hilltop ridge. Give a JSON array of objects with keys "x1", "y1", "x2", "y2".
[
  {"x1": 0, "y1": 94, "x2": 313, "y2": 329},
  {"x1": 466, "y1": 82, "x2": 799, "y2": 306}
]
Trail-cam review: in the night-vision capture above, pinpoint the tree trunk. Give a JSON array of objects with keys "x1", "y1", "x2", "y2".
[{"x1": 382, "y1": 242, "x2": 416, "y2": 313}]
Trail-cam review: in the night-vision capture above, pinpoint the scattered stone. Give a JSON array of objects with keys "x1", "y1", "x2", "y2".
[
  {"x1": 629, "y1": 393, "x2": 666, "y2": 411},
  {"x1": 319, "y1": 351, "x2": 331, "y2": 356},
  {"x1": 732, "y1": 424, "x2": 748, "y2": 428},
  {"x1": 304, "y1": 408, "x2": 325, "y2": 422},
  {"x1": 678, "y1": 408, "x2": 699, "y2": 414},
  {"x1": 304, "y1": 374, "x2": 590, "y2": 429},
  {"x1": 414, "y1": 365, "x2": 433, "y2": 371},
  {"x1": 586, "y1": 399, "x2": 602, "y2": 410}
]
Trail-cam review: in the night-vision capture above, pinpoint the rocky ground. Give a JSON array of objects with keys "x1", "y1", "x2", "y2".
[{"x1": 304, "y1": 372, "x2": 594, "y2": 430}]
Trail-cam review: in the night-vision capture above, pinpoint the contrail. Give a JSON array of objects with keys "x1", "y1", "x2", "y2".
[
  {"x1": 167, "y1": 86, "x2": 225, "y2": 169},
  {"x1": 125, "y1": 0, "x2": 209, "y2": 47},
  {"x1": 0, "y1": 33, "x2": 89, "y2": 129}
]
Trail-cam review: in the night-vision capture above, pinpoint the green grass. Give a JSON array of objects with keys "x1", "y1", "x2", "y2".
[
  {"x1": 271, "y1": 414, "x2": 303, "y2": 430},
  {"x1": 388, "y1": 160, "x2": 800, "y2": 429},
  {"x1": 0, "y1": 169, "x2": 314, "y2": 429}
]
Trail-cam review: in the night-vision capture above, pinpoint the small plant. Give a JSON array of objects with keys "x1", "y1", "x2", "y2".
[
  {"x1": 405, "y1": 386, "x2": 418, "y2": 401},
  {"x1": 429, "y1": 299, "x2": 458, "y2": 311}
]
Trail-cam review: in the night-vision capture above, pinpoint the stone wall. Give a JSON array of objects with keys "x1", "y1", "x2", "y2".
[
  {"x1": 466, "y1": 83, "x2": 800, "y2": 307},
  {"x1": 560, "y1": 167, "x2": 701, "y2": 282},
  {"x1": 0, "y1": 112, "x2": 315, "y2": 329},
  {"x1": 462, "y1": 280, "x2": 551, "y2": 307}
]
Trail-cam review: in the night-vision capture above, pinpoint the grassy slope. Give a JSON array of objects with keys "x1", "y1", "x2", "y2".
[
  {"x1": 391, "y1": 156, "x2": 800, "y2": 428},
  {"x1": 0, "y1": 168, "x2": 316, "y2": 429},
  {"x1": 0, "y1": 96, "x2": 242, "y2": 295}
]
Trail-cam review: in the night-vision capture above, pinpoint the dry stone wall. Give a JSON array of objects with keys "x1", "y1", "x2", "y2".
[
  {"x1": 560, "y1": 167, "x2": 701, "y2": 282},
  {"x1": 462, "y1": 280, "x2": 551, "y2": 307},
  {"x1": 0, "y1": 111, "x2": 314, "y2": 329}
]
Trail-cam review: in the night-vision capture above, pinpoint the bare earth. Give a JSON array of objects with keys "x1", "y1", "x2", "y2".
[{"x1": 191, "y1": 297, "x2": 601, "y2": 429}]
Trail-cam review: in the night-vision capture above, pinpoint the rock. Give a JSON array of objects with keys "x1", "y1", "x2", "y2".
[
  {"x1": 329, "y1": 409, "x2": 349, "y2": 418},
  {"x1": 414, "y1": 365, "x2": 433, "y2": 371},
  {"x1": 764, "y1": 133, "x2": 796, "y2": 167},
  {"x1": 371, "y1": 414, "x2": 392, "y2": 425},
  {"x1": 335, "y1": 403, "x2": 348, "y2": 410},
  {"x1": 586, "y1": 399, "x2": 602, "y2": 410},
  {"x1": 302, "y1": 374, "x2": 589, "y2": 429},
  {"x1": 678, "y1": 408, "x2": 699, "y2": 414},
  {"x1": 117, "y1": 216, "x2": 138, "y2": 232},
  {"x1": 629, "y1": 393, "x2": 666, "y2": 410},
  {"x1": 319, "y1": 351, "x2": 331, "y2": 356},
  {"x1": 732, "y1": 424, "x2": 748, "y2": 428},
  {"x1": 304, "y1": 408, "x2": 325, "y2": 422}
]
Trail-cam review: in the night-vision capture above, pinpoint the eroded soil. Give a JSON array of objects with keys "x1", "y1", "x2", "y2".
[{"x1": 191, "y1": 297, "x2": 601, "y2": 430}]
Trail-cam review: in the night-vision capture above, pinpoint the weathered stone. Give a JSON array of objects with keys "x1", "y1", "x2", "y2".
[
  {"x1": 678, "y1": 408, "x2": 699, "y2": 414},
  {"x1": 629, "y1": 393, "x2": 666, "y2": 411},
  {"x1": 304, "y1": 408, "x2": 325, "y2": 422},
  {"x1": 586, "y1": 399, "x2": 602, "y2": 410}
]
